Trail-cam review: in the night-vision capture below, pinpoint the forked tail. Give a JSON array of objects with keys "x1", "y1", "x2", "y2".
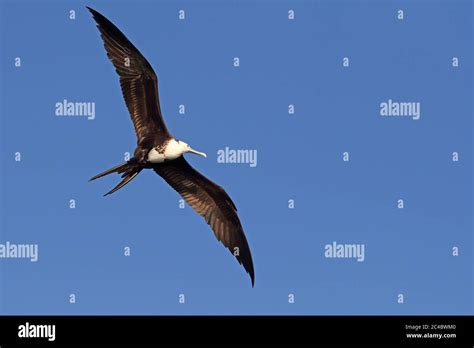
[{"x1": 90, "y1": 160, "x2": 143, "y2": 196}]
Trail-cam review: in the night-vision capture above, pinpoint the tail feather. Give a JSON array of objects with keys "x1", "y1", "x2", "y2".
[
  {"x1": 90, "y1": 161, "x2": 143, "y2": 196},
  {"x1": 89, "y1": 162, "x2": 130, "y2": 181},
  {"x1": 104, "y1": 168, "x2": 142, "y2": 196}
]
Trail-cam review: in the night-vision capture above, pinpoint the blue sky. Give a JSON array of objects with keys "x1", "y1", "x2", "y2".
[{"x1": 0, "y1": 0, "x2": 472, "y2": 314}]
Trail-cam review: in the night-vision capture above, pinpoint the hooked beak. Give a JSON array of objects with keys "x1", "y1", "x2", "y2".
[{"x1": 188, "y1": 147, "x2": 207, "y2": 158}]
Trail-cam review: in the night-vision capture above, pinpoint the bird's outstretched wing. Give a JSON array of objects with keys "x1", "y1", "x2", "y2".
[
  {"x1": 87, "y1": 7, "x2": 171, "y2": 147},
  {"x1": 153, "y1": 157, "x2": 255, "y2": 286}
]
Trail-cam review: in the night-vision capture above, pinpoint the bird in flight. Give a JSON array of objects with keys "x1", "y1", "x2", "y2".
[{"x1": 87, "y1": 7, "x2": 255, "y2": 286}]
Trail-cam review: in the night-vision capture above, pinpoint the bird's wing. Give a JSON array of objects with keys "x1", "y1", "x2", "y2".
[
  {"x1": 153, "y1": 156, "x2": 255, "y2": 286},
  {"x1": 88, "y1": 7, "x2": 170, "y2": 146}
]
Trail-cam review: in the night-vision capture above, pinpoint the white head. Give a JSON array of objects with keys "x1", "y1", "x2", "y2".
[{"x1": 177, "y1": 140, "x2": 207, "y2": 158}]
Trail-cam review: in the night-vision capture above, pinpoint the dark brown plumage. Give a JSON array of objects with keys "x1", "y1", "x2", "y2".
[
  {"x1": 88, "y1": 6, "x2": 170, "y2": 150},
  {"x1": 87, "y1": 7, "x2": 255, "y2": 286},
  {"x1": 154, "y1": 157, "x2": 255, "y2": 285}
]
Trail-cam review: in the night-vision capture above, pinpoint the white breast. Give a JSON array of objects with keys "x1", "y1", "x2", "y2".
[
  {"x1": 147, "y1": 148, "x2": 166, "y2": 163},
  {"x1": 147, "y1": 139, "x2": 183, "y2": 163}
]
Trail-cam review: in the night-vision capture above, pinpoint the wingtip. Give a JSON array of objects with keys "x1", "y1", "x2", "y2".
[{"x1": 86, "y1": 6, "x2": 102, "y2": 21}]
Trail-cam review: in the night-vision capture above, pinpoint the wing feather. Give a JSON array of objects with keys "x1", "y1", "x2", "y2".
[
  {"x1": 88, "y1": 7, "x2": 170, "y2": 146},
  {"x1": 153, "y1": 157, "x2": 255, "y2": 286}
]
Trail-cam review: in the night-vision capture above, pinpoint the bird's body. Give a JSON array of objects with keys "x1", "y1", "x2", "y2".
[
  {"x1": 147, "y1": 139, "x2": 207, "y2": 163},
  {"x1": 87, "y1": 7, "x2": 254, "y2": 286},
  {"x1": 147, "y1": 139, "x2": 176, "y2": 163}
]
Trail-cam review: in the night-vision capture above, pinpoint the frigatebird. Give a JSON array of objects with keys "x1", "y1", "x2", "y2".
[{"x1": 87, "y1": 7, "x2": 255, "y2": 286}]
